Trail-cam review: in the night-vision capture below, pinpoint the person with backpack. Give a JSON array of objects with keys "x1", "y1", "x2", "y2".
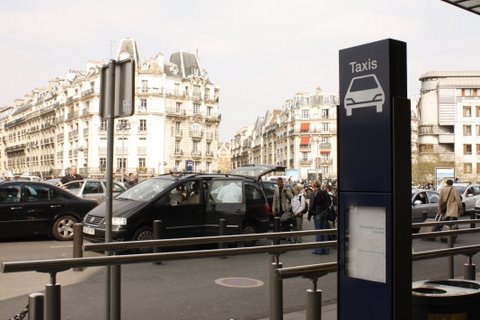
[
  {"x1": 291, "y1": 184, "x2": 307, "y2": 243},
  {"x1": 307, "y1": 180, "x2": 332, "y2": 255}
]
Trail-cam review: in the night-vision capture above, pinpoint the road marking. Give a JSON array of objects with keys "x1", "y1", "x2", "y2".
[{"x1": 215, "y1": 277, "x2": 264, "y2": 288}]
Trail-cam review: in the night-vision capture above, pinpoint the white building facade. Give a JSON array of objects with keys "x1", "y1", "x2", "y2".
[
  {"x1": 0, "y1": 40, "x2": 220, "y2": 178},
  {"x1": 231, "y1": 88, "x2": 339, "y2": 181},
  {"x1": 416, "y1": 71, "x2": 480, "y2": 183}
]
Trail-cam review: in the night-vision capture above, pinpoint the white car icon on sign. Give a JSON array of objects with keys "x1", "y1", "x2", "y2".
[{"x1": 344, "y1": 74, "x2": 385, "y2": 116}]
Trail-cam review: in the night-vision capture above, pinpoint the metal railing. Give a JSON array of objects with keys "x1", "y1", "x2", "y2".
[
  {"x1": 2, "y1": 219, "x2": 337, "y2": 320},
  {"x1": 2, "y1": 218, "x2": 480, "y2": 320}
]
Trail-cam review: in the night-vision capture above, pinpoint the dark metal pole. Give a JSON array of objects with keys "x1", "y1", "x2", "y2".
[
  {"x1": 29, "y1": 292, "x2": 44, "y2": 320},
  {"x1": 153, "y1": 220, "x2": 163, "y2": 265},
  {"x1": 73, "y1": 223, "x2": 84, "y2": 272},
  {"x1": 447, "y1": 226, "x2": 455, "y2": 278},
  {"x1": 218, "y1": 218, "x2": 226, "y2": 249},
  {"x1": 306, "y1": 282, "x2": 322, "y2": 320},
  {"x1": 464, "y1": 255, "x2": 476, "y2": 280},
  {"x1": 45, "y1": 273, "x2": 60, "y2": 320},
  {"x1": 270, "y1": 255, "x2": 283, "y2": 320},
  {"x1": 105, "y1": 59, "x2": 116, "y2": 320}
]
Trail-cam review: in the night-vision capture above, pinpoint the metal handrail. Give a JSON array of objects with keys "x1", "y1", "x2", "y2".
[
  {"x1": 276, "y1": 262, "x2": 338, "y2": 280},
  {"x1": 1, "y1": 239, "x2": 337, "y2": 274},
  {"x1": 83, "y1": 229, "x2": 337, "y2": 252},
  {"x1": 412, "y1": 244, "x2": 480, "y2": 261}
]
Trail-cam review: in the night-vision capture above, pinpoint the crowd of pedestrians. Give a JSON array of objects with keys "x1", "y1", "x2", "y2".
[{"x1": 271, "y1": 177, "x2": 337, "y2": 254}]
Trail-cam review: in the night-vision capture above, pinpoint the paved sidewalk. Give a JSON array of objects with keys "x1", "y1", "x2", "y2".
[{"x1": 259, "y1": 303, "x2": 336, "y2": 320}]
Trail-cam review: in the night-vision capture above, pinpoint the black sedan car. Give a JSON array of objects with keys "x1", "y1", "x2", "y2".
[{"x1": 0, "y1": 181, "x2": 98, "y2": 240}]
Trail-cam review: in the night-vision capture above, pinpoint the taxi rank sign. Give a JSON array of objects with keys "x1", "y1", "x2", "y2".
[{"x1": 338, "y1": 39, "x2": 411, "y2": 320}]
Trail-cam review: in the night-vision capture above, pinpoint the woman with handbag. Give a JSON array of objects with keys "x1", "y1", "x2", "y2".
[{"x1": 307, "y1": 180, "x2": 331, "y2": 255}]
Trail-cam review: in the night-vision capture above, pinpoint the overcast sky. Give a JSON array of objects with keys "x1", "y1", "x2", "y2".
[{"x1": 0, "y1": 0, "x2": 478, "y2": 141}]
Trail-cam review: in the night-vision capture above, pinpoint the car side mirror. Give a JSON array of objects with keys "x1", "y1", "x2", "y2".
[{"x1": 413, "y1": 200, "x2": 422, "y2": 205}]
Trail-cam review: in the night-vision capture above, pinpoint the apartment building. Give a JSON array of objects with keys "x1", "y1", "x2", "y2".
[
  {"x1": 416, "y1": 71, "x2": 480, "y2": 183},
  {"x1": 231, "y1": 88, "x2": 339, "y2": 181},
  {"x1": 0, "y1": 39, "x2": 220, "y2": 178}
]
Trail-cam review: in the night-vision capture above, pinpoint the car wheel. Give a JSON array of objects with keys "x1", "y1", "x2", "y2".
[
  {"x1": 132, "y1": 226, "x2": 154, "y2": 253},
  {"x1": 241, "y1": 223, "x2": 257, "y2": 247},
  {"x1": 52, "y1": 215, "x2": 78, "y2": 241}
]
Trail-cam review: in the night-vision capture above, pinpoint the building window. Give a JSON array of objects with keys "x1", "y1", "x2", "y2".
[
  {"x1": 141, "y1": 80, "x2": 148, "y2": 92},
  {"x1": 420, "y1": 125, "x2": 433, "y2": 134},
  {"x1": 139, "y1": 119, "x2": 147, "y2": 132},
  {"x1": 100, "y1": 120, "x2": 107, "y2": 131},
  {"x1": 463, "y1": 106, "x2": 472, "y2": 117},
  {"x1": 322, "y1": 122, "x2": 329, "y2": 132},
  {"x1": 464, "y1": 144, "x2": 472, "y2": 155},
  {"x1": 174, "y1": 140, "x2": 181, "y2": 153},
  {"x1": 462, "y1": 89, "x2": 477, "y2": 97},
  {"x1": 192, "y1": 141, "x2": 199, "y2": 153},
  {"x1": 138, "y1": 158, "x2": 146, "y2": 167},
  {"x1": 117, "y1": 158, "x2": 127, "y2": 172},
  {"x1": 99, "y1": 158, "x2": 106, "y2": 171},
  {"x1": 464, "y1": 163, "x2": 472, "y2": 174},
  {"x1": 207, "y1": 106, "x2": 212, "y2": 117},
  {"x1": 419, "y1": 144, "x2": 433, "y2": 153},
  {"x1": 176, "y1": 102, "x2": 182, "y2": 113},
  {"x1": 302, "y1": 109, "x2": 310, "y2": 119},
  {"x1": 464, "y1": 125, "x2": 472, "y2": 136},
  {"x1": 477, "y1": 144, "x2": 480, "y2": 155},
  {"x1": 476, "y1": 106, "x2": 480, "y2": 117},
  {"x1": 206, "y1": 142, "x2": 211, "y2": 154},
  {"x1": 140, "y1": 99, "x2": 147, "y2": 110},
  {"x1": 321, "y1": 109, "x2": 329, "y2": 119},
  {"x1": 302, "y1": 152, "x2": 308, "y2": 160},
  {"x1": 193, "y1": 103, "x2": 200, "y2": 114},
  {"x1": 175, "y1": 121, "x2": 181, "y2": 135}
]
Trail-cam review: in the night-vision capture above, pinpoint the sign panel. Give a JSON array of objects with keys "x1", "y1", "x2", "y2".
[
  {"x1": 100, "y1": 59, "x2": 135, "y2": 119},
  {"x1": 435, "y1": 167, "x2": 455, "y2": 191},
  {"x1": 186, "y1": 160, "x2": 193, "y2": 173},
  {"x1": 338, "y1": 39, "x2": 410, "y2": 320}
]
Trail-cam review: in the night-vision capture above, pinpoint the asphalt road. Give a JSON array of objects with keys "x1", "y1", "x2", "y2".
[{"x1": 1, "y1": 219, "x2": 479, "y2": 320}]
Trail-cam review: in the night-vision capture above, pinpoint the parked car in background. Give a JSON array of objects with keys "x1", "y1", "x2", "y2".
[
  {"x1": 82, "y1": 172, "x2": 271, "y2": 251},
  {"x1": 452, "y1": 182, "x2": 480, "y2": 215},
  {"x1": 411, "y1": 189, "x2": 440, "y2": 224},
  {"x1": 12, "y1": 175, "x2": 42, "y2": 182},
  {"x1": 62, "y1": 179, "x2": 126, "y2": 203},
  {"x1": 0, "y1": 181, "x2": 98, "y2": 240}
]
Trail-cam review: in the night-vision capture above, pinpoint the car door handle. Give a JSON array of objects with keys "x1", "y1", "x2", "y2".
[
  {"x1": 10, "y1": 206, "x2": 22, "y2": 211},
  {"x1": 50, "y1": 205, "x2": 61, "y2": 208}
]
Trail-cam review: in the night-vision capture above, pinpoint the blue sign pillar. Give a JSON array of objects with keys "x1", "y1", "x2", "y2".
[{"x1": 338, "y1": 39, "x2": 411, "y2": 320}]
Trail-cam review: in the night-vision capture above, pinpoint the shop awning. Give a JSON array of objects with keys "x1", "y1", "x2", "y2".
[
  {"x1": 300, "y1": 123, "x2": 310, "y2": 132},
  {"x1": 300, "y1": 136, "x2": 310, "y2": 145}
]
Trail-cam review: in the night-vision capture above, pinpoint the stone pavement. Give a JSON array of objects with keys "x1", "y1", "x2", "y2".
[{"x1": 259, "y1": 303, "x2": 336, "y2": 320}]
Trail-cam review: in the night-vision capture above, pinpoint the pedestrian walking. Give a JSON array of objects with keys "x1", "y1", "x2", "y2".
[
  {"x1": 438, "y1": 179, "x2": 462, "y2": 221},
  {"x1": 291, "y1": 185, "x2": 306, "y2": 243},
  {"x1": 307, "y1": 180, "x2": 331, "y2": 255},
  {"x1": 272, "y1": 177, "x2": 293, "y2": 233}
]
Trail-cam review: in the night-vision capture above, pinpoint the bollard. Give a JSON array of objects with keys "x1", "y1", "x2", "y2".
[
  {"x1": 447, "y1": 226, "x2": 455, "y2": 279},
  {"x1": 470, "y1": 211, "x2": 476, "y2": 229},
  {"x1": 464, "y1": 255, "x2": 476, "y2": 280},
  {"x1": 273, "y1": 217, "x2": 281, "y2": 245},
  {"x1": 218, "y1": 219, "x2": 227, "y2": 257},
  {"x1": 153, "y1": 220, "x2": 163, "y2": 265},
  {"x1": 45, "y1": 273, "x2": 61, "y2": 320},
  {"x1": 28, "y1": 292, "x2": 44, "y2": 320},
  {"x1": 270, "y1": 256, "x2": 283, "y2": 320},
  {"x1": 306, "y1": 287, "x2": 322, "y2": 320},
  {"x1": 72, "y1": 223, "x2": 84, "y2": 271}
]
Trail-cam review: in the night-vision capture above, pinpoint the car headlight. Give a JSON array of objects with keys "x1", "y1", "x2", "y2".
[{"x1": 112, "y1": 217, "x2": 127, "y2": 226}]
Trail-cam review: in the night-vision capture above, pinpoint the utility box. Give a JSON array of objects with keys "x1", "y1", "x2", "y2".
[{"x1": 412, "y1": 279, "x2": 480, "y2": 319}]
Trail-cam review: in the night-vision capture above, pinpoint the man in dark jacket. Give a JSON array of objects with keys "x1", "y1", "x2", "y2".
[
  {"x1": 308, "y1": 180, "x2": 331, "y2": 254},
  {"x1": 60, "y1": 165, "x2": 84, "y2": 185}
]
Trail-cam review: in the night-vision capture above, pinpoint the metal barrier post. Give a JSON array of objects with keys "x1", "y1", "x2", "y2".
[
  {"x1": 73, "y1": 223, "x2": 84, "y2": 272},
  {"x1": 45, "y1": 273, "x2": 61, "y2": 320},
  {"x1": 218, "y1": 218, "x2": 226, "y2": 249},
  {"x1": 28, "y1": 292, "x2": 44, "y2": 320},
  {"x1": 270, "y1": 254, "x2": 283, "y2": 320},
  {"x1": 306, "y1": 278, "x2": 322, "y2": 320},
  {"x1": 464, "y1": 255, "x2": 476, "y2": 280},
  {"x1": 471, "y1": 211, "x2": 476, "y2": 229},
  {"x1": 447, "y1": 225, "x2": 455, "y2": 278},
  {"x1": 273, "y1": 217, "x2": 281, "y2": 245},
  {"x1": 153, "y1": 220, "x2": 163, "y2": 265}
]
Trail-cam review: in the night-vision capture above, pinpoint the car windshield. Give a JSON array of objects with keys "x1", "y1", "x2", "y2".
[
  {"x1": 116, "y1": 178, "x2": 172, "y2": 201},
  {"x1": 453, "y1": 185, "x2": 466, "y2": 194}
]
